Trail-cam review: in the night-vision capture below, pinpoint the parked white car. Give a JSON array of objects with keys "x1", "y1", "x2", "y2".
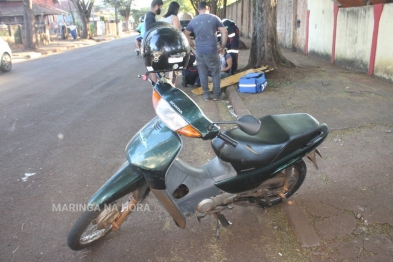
[{"x1": 0, "y1": 37, "x2": 12, "y2": 72}]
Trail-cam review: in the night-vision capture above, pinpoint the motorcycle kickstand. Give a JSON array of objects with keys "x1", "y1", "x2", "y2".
[
  {"x1": 213, "y1": 212, "x2": 232, "y2": 241},
  {"x1": 197, "y1": 214, "x2": 207, "y2": 223}
]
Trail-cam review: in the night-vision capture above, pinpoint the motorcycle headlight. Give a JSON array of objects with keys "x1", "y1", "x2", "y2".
[{"x1": 152, "y1": 90, "x2": 201, "y2": 138}]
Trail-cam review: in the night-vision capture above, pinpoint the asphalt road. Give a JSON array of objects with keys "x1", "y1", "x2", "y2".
[
  {"x1": 0, "y1": 37, "x2": 159, "y2": 261},
  {"x1": 0, "y1": 37, "x2": 314, "y2": 262}
]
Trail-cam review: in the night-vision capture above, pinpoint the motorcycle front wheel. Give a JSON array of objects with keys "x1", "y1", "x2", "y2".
[
  {"x1": 258, "y1": 160, "x2": 307, "y2": 207},
  {"x1": 67, "y1": 194, "x2": 134, "y2": 251}
]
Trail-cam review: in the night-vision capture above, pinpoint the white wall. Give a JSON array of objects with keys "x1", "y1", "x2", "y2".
[
  {"x1": 335, "y1": 6, "x2": 373, "y2": 72},
  {"x1": 307, "y1": 0, "x2": 334, "y2": 59},
  {"x1": 277, "y1": 0, "x2": 293, "y2": 49},
  {"x1": 95, "y1": 21, "x2": 105, "y2": 36},
  {"x1": 374, "y1": 4, "x2": 393, "y2": 81},
  {"x1": 227, "y1": 0, "x2": 393, "y2": 81}
]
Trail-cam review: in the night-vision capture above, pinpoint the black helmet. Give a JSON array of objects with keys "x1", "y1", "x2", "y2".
[
  {"x1": 143, "y1": 22, "x2": 190, "y2": 72},
  {"x1": 139, "y1": 16, "x2": 144, "y2": 23}
]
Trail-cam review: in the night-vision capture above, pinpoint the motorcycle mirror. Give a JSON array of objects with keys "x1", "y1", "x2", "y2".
[{"x1": 236, "y1": 115, "x2": 261, "y2": 136}]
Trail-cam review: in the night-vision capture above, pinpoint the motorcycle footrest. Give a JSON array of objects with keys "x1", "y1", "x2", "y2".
[{"x1": 217, "y1": 213, "x2": 231, "y2": 227}]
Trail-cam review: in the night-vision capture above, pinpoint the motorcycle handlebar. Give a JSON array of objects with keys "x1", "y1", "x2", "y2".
[{"x1": 217, "y1": 132, "x2": 238, "y2": 147}]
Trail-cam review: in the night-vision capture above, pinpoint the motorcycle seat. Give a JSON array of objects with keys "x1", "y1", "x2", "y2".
[{"x1": 211, "y1": 113, "x2": 322, "y2": 170}]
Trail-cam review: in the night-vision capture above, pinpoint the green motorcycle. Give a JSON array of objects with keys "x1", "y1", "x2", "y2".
[{"x1": 67, "y1": 23, "x2": 328, "y2": 251}]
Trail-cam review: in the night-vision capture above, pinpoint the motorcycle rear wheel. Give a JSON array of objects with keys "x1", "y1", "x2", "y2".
[
  {"x1": 258, "y1": 160, "x2": 306, "y2": 207},
  {"x1": 67, "y1": 194, "x2": 133, "y2": 251}
]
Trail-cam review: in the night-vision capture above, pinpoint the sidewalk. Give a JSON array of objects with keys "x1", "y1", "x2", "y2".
[
  {"x1": 11, "y1": 34, "x2": 130, "y2": 59},
  {"x1": 222, "y1": 38, "x2": 393, "y2": 260}
]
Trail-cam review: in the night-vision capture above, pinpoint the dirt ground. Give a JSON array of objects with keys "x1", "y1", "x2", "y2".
[
  {"x1": 229, "y1": 39, "x2": 393, "y2": 261},
  {"x1": 175, "y1": 39, "x2": 393, "y2": 261}
]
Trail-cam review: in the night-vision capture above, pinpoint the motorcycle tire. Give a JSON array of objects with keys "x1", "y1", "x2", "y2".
[
  {"x1": 67, "y1": 194, "x2": 133, "y2": 251},
  {"x1": 258, "y1": 160, "x2": 307, "y2": 207}
]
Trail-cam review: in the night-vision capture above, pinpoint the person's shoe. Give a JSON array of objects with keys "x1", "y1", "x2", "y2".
[
  {"x1": 204, "y1": 97, "x2": 210, "y2": 101},
  {"x1": 135, "y1": 49, "x2": 140, "y2": 56},
  {"x1": 213, "y1": 97, "x2": 220, "y2": 101}
]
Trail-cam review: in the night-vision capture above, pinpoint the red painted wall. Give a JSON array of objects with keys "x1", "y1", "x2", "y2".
[
  {"x1": 34, "y1": 0, "x2": 56, "y2": 8},
  {"x1": 336, "y1": 0, "x2": 390, "y2": 7}
]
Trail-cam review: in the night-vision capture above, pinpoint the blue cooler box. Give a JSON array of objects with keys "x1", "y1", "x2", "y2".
[{"x1": 238, "y1": 72, "x2": 267, "y2": 93}]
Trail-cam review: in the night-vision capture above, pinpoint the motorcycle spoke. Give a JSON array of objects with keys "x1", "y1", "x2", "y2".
[
  {"x1": 80, "y1": 224, "x2": 109, "y2": 244},
  {"x1": 77, "y1": 194, "x2": 132, "y2": 245},
  {"x1": 260, "y1": 164, "x2": 302, "y2": 204}
]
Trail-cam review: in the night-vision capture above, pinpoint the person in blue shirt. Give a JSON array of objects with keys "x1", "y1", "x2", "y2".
[
  {"x1": 143, "y1": 0, "x2": 164, "y2": 82},
  {"x1": 135, "y1": 16, "x2": 145, "y2": 56},
  {"x1": 184, "y1": 1, "x2": 228, "y2": 101}
]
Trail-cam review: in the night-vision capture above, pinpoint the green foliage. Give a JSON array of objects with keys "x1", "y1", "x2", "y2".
[
  {"x1": 0, "y1": 30, "x2": 9, "y2": 37},
  {"x1": 162, "y1": 0, "x2": 194, "y2": 13},
  {"x1": 187, "y1": 0, "x2": 223, "y2": 15},
  {"x1": 131, "y1": 7, "x2": 149, "y2": 25},
  {"x1": 90, "y1": 23, "x2": 96, "y2": 36},
  {"x1": 187, "y1": 0, "x2": 238, "y2": 12},
  {"x1": 103, "y1": 0, "x2": 132, "y2": 19},
  {"x1": 75, "y1": 21, "x2": 83, "y2": 28}
]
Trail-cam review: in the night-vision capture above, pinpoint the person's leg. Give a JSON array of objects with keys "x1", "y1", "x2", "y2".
[
  {"x1": 220, "y1": 71, "x2": 231, "y2": 79},
  {"x1": 167, "y1": 71, "x2": 177, "y2": 86},
  {"x1": 196, "y1": 54, "x2": 210, "y2": 99},
  {"x1": 194, "y1": 76, "x2": 200, "y2": 87},
  {"x1": 172, "y1": 72, "x2": 178, "y2": 85},
  {"x1": 136, "y1": 37, "x2": 142, "y2": 55},
  {"x1": 150, "y1": 73, "x2": 158, "y2": 83},
  {"x1": 168, "y1": 71, "x2": 173, "y2": 83},
  {"x1": 205, "y1": 53, "x2": 221, "y2": 99},
  {"x1": 230, "y1": 53, "x2": 238, "y2": 74}
]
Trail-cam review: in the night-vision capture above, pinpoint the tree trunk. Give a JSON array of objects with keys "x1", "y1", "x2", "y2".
[
  {"x1": 209, "y1": 0, "x2": 218, "y2": 15},
  {"x1": 222, "y1": 0, "x2": 227, "y2": 18},
  {"x1": 119, "y1": 0, "x2": 132, "y2": 32},
  {"x1": 82, "y1": 16, "x2": 90, "y2": 39},
  {"x1": 247, "y1": 0, "x2": 293, "y2": 68},
  {"x1": 124, "y1": 17, "x2": 129, "y2": 31},
  {"x1": 72, "y1": 0, "x2": 94, "y2": 39},
  {"x1": 23, "y1": 0, "x2": 37, "y2": 50}
]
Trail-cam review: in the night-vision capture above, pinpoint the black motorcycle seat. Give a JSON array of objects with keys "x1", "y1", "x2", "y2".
[{"x1": 211, "y1": 113, "x2": 322, "y2": 170}]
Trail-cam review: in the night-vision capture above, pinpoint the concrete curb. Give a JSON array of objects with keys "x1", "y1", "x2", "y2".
[
  {"x1": 284, "y1": 199, "x2": 321, "y2": 247},
  {"x1": 224, "y1": 85, "x2": 251, "y2": 117}
]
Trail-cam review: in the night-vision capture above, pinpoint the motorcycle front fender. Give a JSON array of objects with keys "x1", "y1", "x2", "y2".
[
  {"x1": 126, "y1": 116, "x2": 182, "y2": 172},
  {"x1": 88, "y1": 161, "x2": 145, "y2": 208}
]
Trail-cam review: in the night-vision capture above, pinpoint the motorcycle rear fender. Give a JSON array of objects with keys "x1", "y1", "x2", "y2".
[{"x1": 88, "y1": 161, "x2": 146, "y2": 208}]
